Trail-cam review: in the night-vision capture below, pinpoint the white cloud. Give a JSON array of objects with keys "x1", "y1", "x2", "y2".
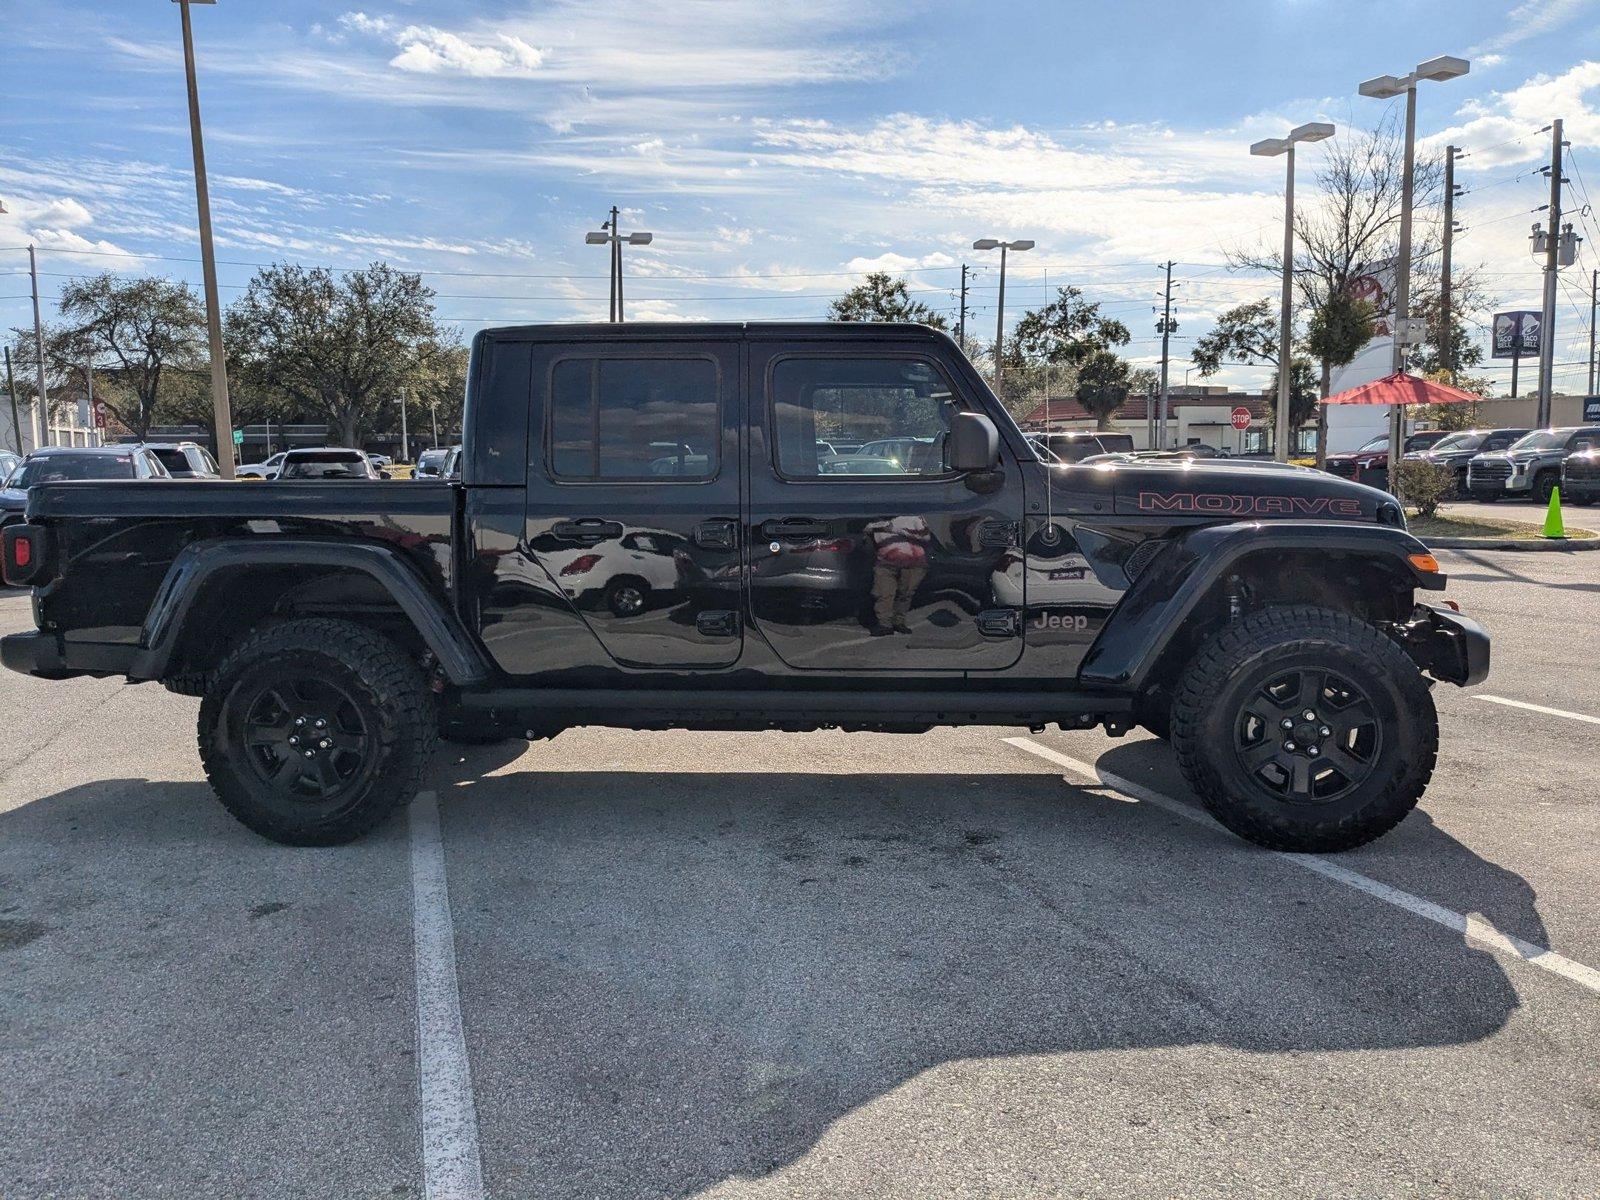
[
  {"x1": 1469, "y1": 0, "x2": 1596, "y2": 56},
  {"x1": 389, "y1": 26, "x2": 545, "y2": 77}
]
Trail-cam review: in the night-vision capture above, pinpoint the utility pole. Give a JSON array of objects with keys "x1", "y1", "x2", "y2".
[
  {"x1": 397, "y1": 388, "x2": 409, "y2": 462},
  {"x1": 176, "y1": 0, "x2": 236, "y2": 478},
  {"x1": 1588, "y1": 267, "x2": 1597, "y2": 396},
  {"x1": 4, "y1": 346, "x2": 21, "y2": 454},
  {"x1": 1388, "y1": 83, "x2": 1418, "y2": 484},
  {"x1": 28, "y1": 244, "x2": 48, "y2": 449},
  {"x1": 430, "y1": 399, "x2": 440, "y2": 449},
  {"x1": 957, "y1": 263, "x2": 968, "y2": 348},
  {"x1": 1536, "y1": 119, "x2": 1563, "y2": 429},
  {"x1": 1441, "y1": 146, "x2": 1458, "y2": 383},
  {"x1": 1156, "y1": 261, "x2": 1177, "y2": 448},
  {"x1": 994, "y1": 244, "x2": 1008, "y2": 398}
]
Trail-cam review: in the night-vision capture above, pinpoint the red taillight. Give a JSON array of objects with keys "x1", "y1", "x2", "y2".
[
  {"x1": 560, "y1": 553, "x2": 603, "y2": 576},
  {"x1": 2, "y1": 524, "x2": 48, "y2": 587}
]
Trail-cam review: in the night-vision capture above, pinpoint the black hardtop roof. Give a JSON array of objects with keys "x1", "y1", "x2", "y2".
[{"x1": 475, "y1": 321, "x2": 952, "y2": 345}]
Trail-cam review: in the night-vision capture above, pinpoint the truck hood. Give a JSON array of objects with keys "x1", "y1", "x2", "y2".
[{"x1": 1060, "y1": 460, "x2": 1395, "y2": 522}]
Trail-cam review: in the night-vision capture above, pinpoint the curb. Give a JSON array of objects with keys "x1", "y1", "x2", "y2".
[{"x1": 1424, "y1": 536, "x2": 1600, "y2": 552}]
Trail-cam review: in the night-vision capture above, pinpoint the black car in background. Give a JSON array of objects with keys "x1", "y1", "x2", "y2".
[
  {"x1": 1402, "y1": 428, "x2": 1531, "y2": 497},
  {"x1": 1560, "y1": 448, "x2": 1600, "y2": 505},
  {"x1": 1026, "y1": 430, "x2": 1137, "y2": 463},
  {"x1": 413, "y1": 447, "x2": 452, "y2": 480},
  {"x1": 1, "y1": 445, "x2": 172, "y2": 530}
]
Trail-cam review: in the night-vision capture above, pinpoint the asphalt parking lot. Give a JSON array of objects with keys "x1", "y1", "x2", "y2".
[{"x1": 3, "y1": 548, "x2": 1598, "y2": 1199}]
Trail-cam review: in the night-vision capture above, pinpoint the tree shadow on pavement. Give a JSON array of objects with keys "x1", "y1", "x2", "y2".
[{"x1": 431, "y1": 748, "x2": 1549, "y2": 1199}]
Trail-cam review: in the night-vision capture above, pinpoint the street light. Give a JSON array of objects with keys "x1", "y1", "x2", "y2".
[
  {"x1": 972, "y1": 238, "x2": 1034, "y2": 397},
  {"x1": 171, "y1": 0, "x2": 235, "y2": 478},
  {"x1": 1359, "y1": 54, "x2": 1469, "y2": 487},
  {"x1": 1250, "y1": 121, "x2": 1334, "y2": 462},
  {"x1": 587, "y1": 206, "x2": 654, "y2": 322}
]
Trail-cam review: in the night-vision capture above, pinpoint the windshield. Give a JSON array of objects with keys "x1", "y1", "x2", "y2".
[
  {"x1": 280, "y1": 452, "x2": 370, "y2": 479},
  {"x1": 1357, "y1": 436, "x2": 1389, "y2": 452},
  {"x1": 14, "y1": 454, "x2": 137, "y2": 486},
  {"x1": 1509, "y1": 429, "x2": 1568, "y2": 452},
  {"x1": 1431, "y1": 432, "x2": 1484, "y2": 453}
]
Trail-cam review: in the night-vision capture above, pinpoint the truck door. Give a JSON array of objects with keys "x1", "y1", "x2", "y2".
[
  {"x1": 745, "y1": 340, "x2": 1026, "y2": 671},
  {"x1": 521, "y1": 337, "x2": 743, "y2": 668}
]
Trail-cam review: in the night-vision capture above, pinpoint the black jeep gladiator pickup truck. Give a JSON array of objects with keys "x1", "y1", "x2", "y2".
[{"x1": 1, "y1": 322, "x2": 1487, "y2": 852}]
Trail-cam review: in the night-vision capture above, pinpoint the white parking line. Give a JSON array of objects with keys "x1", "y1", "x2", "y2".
[
  {"x1": 1004, "y1": 737, "x2": 1600, "y2": 997},
  {"x1": 410, "y1": 791, "x2": 486, "y2": 1200},
  {"x1": 1475, "y1": 694, "x2": 1600, "y2": 727}
]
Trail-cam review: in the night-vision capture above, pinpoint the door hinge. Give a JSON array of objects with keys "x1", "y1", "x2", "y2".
[
  {"x1": 695, "y1": 609, "x2": 741, "y2": 638},
  {"x1": 975, "y1": 608, "x2": 1022, "y2": 637}
]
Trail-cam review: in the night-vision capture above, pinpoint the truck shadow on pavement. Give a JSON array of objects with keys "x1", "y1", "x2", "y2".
[
  {"x1": 428, "y1": 741, "x2": 1550, "y2": 1199},
  {"x1": 0, "y1": 746, "x2": 1558, "y2": 1199}
]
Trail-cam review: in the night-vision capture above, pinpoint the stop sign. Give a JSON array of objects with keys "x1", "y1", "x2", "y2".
[{"x1": 1230, "y1": 406, "x2": 1252, "y2": 431}]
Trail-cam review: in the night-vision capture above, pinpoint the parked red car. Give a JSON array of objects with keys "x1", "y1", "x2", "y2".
[{"x1": 1324, "y1": 431, "x2": 1449, "y2": 489}]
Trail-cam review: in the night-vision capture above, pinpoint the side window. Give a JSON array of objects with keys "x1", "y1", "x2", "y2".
[
  {"x1": 549, "y1": 356, "x2": 718, "y2": 481},
  {"x1": 1571, "y1": 432, "x2": 1600, "y2": 452},
  {"x1": 771, "y1": 357, "x2": 956, "y2": 479}
]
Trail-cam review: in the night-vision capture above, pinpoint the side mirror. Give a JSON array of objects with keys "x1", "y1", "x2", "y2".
[{"x1": 949, "y1": 412, "x2": 1000, "y2": 472}]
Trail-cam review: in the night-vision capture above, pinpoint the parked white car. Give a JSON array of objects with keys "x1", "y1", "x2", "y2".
[{"x1": 236, "y1": 451, "x2": 287, "y2": 480}]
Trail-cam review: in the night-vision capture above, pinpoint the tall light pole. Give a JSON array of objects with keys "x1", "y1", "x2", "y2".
[
  {"x1": 586, "y1": 209, "x2": 653, "y2": 322},
  {"x1": 1251, "y1": 122, "x2": 1335, "y2": 462},
  {"x1": 1359, "y1": 54, "x2": 1470, "y2": 488},
  {"x1": 972, "y1": 238, "x2": 1034, "y2": 399},
  {"x1": 173, "y1": 0, "x2": 236, "y2": 478},
  {"x1": 28, "y1": 243, "x2": 48, "y2": 449}
]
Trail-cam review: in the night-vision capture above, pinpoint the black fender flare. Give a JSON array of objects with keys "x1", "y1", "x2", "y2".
[
  {"x1": 131, "y1": 538, "x2": 492, "y2": 685},
  {"x1": 1078, "y1": 520, "x2": 1445, "y2": 692}
]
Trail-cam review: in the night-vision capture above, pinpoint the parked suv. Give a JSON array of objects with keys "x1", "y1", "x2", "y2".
[
  {"x1": 1560, "y1": 447, "x2": 1600, "y2": 505},
  {"x1": 1403, "y1": 428, "x2": 1530, "y2": 497},
  {"x1": 1325, "y1": 431, "x2": 1449, "y2": 490},
  {"x1": 139, "y1": 441, "x2": 222, "y2": 480},
  {"x1": 1466, "y1": 426, "x2": 1600, "y2": 503}
]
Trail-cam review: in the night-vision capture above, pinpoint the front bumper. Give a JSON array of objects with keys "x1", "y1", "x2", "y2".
[
  {"x1": 1, "y1": 631, "x2": 138, "y2": 681},
  {"x1": 1394, "y1": 604, "x2": 1490, "y2": 687}
]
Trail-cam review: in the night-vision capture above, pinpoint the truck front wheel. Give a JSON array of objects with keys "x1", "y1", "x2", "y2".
[
  {"x1": 1169, "y1": 605, "x2": 1438, "y2": 853},
  {"x1": 198, "y1": 618, "x2": 432, "y2": 846}
]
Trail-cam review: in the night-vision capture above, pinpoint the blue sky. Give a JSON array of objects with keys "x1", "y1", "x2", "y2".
[{"x1": 3, "y1": 0, "x2": 1600, "y2": 392}]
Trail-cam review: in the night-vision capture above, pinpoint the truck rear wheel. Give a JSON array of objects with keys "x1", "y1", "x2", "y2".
[
  {"x1": 1170, "y1": 605, "x2": 1437, "y2": 853},
  {"x1": 198, "y1": 618, "x2": 431, "y2": 846}
]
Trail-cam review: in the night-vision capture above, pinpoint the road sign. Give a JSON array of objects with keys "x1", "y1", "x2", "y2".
[
  {"x1": 1230, "y1": 406, "x2": 1252, "y2": 431},
  {"x1": 92, "y1": 400, "x2": 108, "y2": 430},
  {"x1": 232, "y1": 428, "x2": 244, "y2": 446}
]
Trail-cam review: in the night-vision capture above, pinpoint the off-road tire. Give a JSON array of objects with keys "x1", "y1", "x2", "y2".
[
  {"x1": 1170, "y1": 605, "x2": 1438, "y2": 853},
  {"x1": 198, "y1": 618, "x2": 431, "y2": 846},
  {"x1": 1532, "y1": 471, "x2": 1559, "y2": 505}
]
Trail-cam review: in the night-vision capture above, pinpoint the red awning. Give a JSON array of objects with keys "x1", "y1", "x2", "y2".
[{"x1": 1322, "y1": 372, "x2": 1481, "y2": 406}]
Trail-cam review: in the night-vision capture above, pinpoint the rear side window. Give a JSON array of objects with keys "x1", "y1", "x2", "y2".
[{"x1": 549, "y1": 357, "x2": 719, "y2": 481}]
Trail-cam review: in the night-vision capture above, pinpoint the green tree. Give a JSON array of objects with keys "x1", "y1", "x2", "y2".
[
  {"x1": 226, "y1": 262, "x2": 447, "y2": 447},
  {"x1": 827, "y1": 272, "x2": 947, "y2": 329},
  {"x1": 1305, "y1": 290, "x2": 1375, "y2": 464},
  {"x1": 1075, "y1": 349, "x2": 1133, "y2": 430},
  {"x1": 1266, "y1": 356, "x2": 1320, "y2": 435},
  {"x1": 1010, "y1": 286, "x2": 1130, "y2": 367},
  {"x1": 36, "y1": 273, "x2": 206, "y2": 440},
  {"x1": 1190, "y1": 298, "x2": 1278, "y2": 376}
]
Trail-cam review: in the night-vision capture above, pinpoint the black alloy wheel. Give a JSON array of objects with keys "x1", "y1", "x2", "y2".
[
  {"x1": 233, "y1": 676, "x2": 375, "y2": 801},
  {"x1": 199, "y1": 618, "x2": 431, "y2": 845},
  {"x1": 1232, "y1": 667, "x2": 1381, "y2": 804}
]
